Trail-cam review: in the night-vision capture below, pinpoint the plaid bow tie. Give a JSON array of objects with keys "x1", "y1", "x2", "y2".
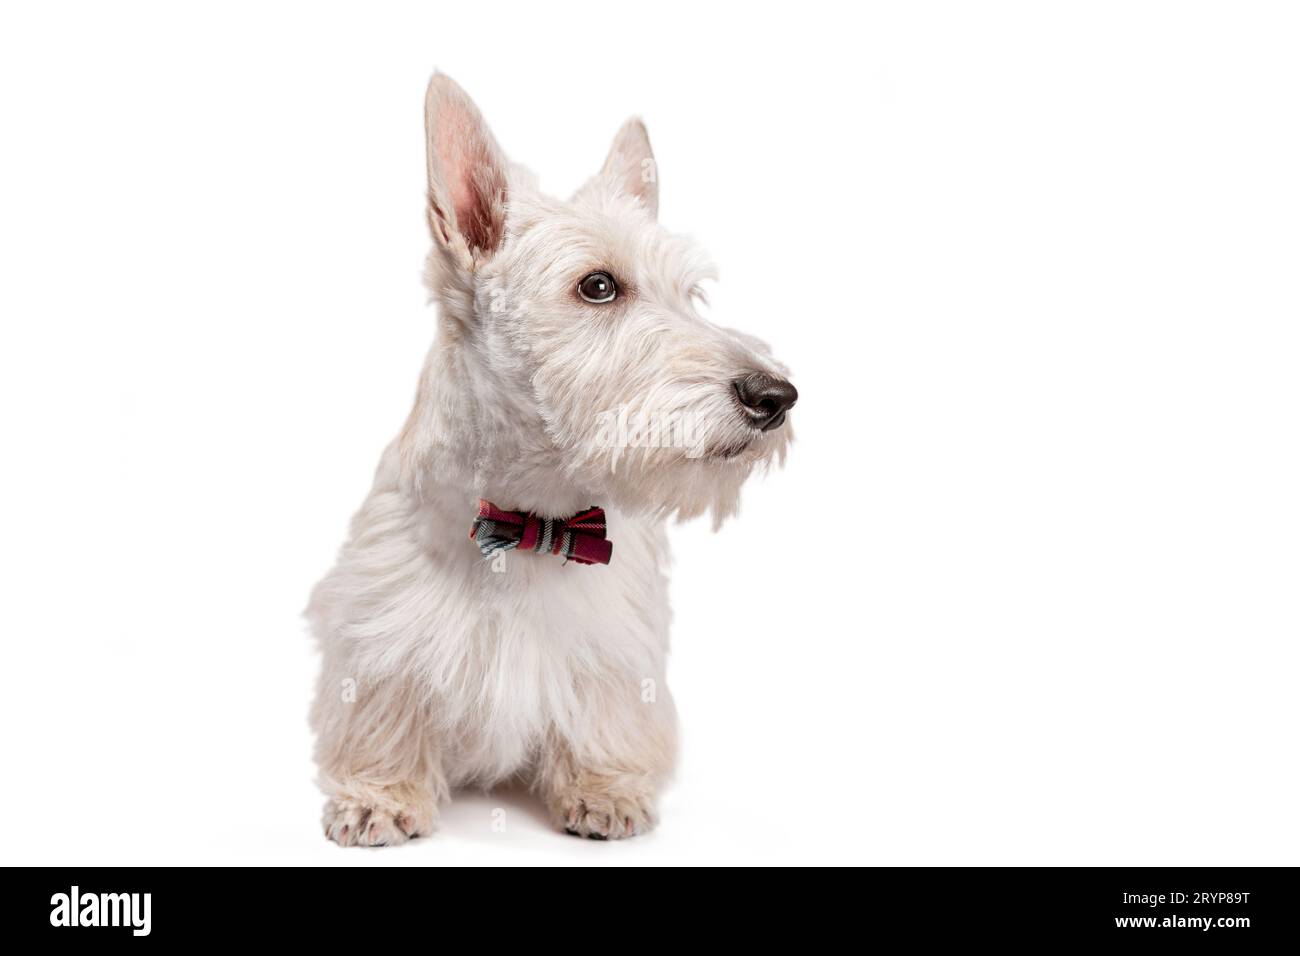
[{"x1": 469, "y1": 500, "x2": 613, "y2": 566}]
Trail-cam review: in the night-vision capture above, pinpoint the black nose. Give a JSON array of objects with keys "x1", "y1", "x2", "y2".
[{"x1": 733, "y1": 372, "x2": 798, "y2": 431}]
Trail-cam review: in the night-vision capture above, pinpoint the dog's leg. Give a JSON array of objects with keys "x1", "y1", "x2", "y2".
[
  {"x1": 536, "y1": 678, "x2": 677, "y2": 840},
  {"x1": 312, "y1": 670, "x2": 446, "y2": 847}
]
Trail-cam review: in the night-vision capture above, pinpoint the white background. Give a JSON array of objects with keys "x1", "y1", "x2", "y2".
[{"x1": 2, "y1": 1, "x2": 1297, "y2": 866}]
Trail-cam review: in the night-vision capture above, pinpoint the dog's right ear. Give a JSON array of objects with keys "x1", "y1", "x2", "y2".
[
  {"x1": 599, "y1": 118, "x2": 658, "y2": 220},
  {"x1": 424, "y1": 73, "x2": 509, "y2": 263}
]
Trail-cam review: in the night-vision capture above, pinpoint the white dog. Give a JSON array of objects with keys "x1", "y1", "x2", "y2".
[{"x1": 308, "y1": 73, "x2": 796, "y2": 845}]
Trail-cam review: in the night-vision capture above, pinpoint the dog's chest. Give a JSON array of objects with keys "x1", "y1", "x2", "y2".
[{"x1": 417, "y1": 509, "x2": 672, "y2": 783}]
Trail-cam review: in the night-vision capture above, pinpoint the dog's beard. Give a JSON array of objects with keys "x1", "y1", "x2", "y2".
[
  {"x1": 531, "y1": 326, "x2": 793, "y2": 526},
  {"x1": 566, "y1": 399, "x2": 791, "y2": 527}
]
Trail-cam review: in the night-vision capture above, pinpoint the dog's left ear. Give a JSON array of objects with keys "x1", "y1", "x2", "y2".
[
  {"x1": 424, "y1": 73, "x2": 510, "y2": 260},
  {"x1": 588, "y1": 118, "x2": 658, "y2": 220}
]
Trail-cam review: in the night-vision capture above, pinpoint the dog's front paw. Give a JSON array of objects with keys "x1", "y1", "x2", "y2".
[
  {"x1": 549, "y1": 783, "x2": 658, "y2": 840},
  {"x1": 323, "y1": 797, "x2": 432, "y2": 847}
]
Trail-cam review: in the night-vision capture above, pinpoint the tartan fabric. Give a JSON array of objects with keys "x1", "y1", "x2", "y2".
[{"x1": 469, "y1": 500, "x2": 613, "y2": 566}]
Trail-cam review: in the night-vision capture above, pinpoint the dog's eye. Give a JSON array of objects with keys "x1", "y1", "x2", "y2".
[{"x1": 578, "y1": 272, "x2": 618, "y2": 304}]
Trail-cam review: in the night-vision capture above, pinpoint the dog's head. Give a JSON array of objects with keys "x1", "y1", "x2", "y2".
[{"x1": 413, "y1": 74, "x2": 795, "y2": 524}]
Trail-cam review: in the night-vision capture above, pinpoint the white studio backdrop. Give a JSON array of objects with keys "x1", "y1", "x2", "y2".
[{"x1": 1, "y1": 2, "x2": 1297, "y2": 865}]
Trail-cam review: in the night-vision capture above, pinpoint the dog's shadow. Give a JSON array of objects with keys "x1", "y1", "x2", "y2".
[{"x1": 434, "y1": 782, "x2": 565, "y2": 847}]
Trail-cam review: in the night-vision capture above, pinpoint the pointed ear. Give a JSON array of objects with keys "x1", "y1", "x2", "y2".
[
  {"x1": 424, "y1": 73, "x2": 509, "y2": 257},
  {"x1": 594, "y1": 118, "x2": 658, "y2": 220}
]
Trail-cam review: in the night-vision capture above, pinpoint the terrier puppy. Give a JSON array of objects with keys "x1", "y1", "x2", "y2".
[{"x1": 309, "y1": 74, "x2": 796, "y2": 845}]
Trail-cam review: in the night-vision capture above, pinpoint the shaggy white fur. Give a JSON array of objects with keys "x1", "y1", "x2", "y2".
[{"x1": 308, "y1": 73, "x2": 795, "y2": 845}]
